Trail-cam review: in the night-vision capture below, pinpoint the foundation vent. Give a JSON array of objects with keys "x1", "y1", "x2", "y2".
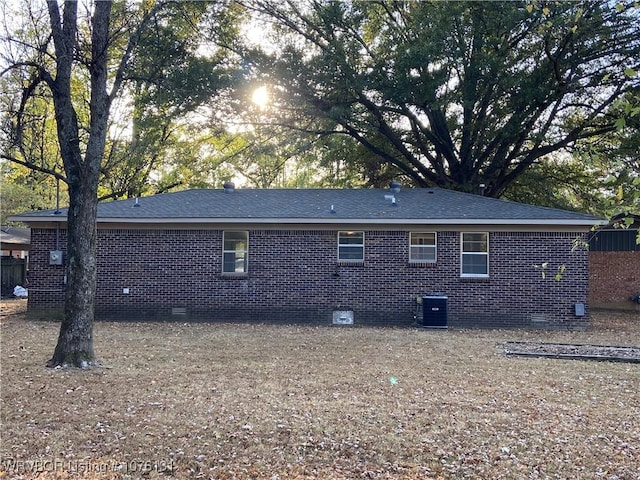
[{"x1": 332, "y1": 310, "x2": 354, "y2": 325}]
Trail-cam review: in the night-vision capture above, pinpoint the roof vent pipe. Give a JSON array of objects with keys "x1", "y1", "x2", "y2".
[
  {"x1": 389, "y1": 180, "x2": 402, "y2": 194},
  {"x1": 223, "y1": 181, "x2": 235, "y2": 193},
  {"x1": 384, "y1": 194, "x2": 398, "y2": 206}
]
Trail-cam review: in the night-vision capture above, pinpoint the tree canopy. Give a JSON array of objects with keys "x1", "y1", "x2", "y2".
[
  {"x1": 1, "y1": 1, "x2": 241, "y2": 204},
  {"x1": 3, "y1": 1, "x2": 639, "y2": 207},
  {"x1": 242, "y1": 0, "x2": 640, "y2": 197}
]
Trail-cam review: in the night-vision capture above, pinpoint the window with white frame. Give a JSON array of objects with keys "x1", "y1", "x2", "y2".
[
  {"x1": 338, "y1": 231, "x2": 364, "y2": 262},
  {"x1": 461, "y1": 232, "x2": 489, "y2": 277},
  {"x1": 222, "y1": 231, "x2": 248, "y2": 273},
  {"x1": 409, "y1": 232, "x2": 437, "y2": 263}
]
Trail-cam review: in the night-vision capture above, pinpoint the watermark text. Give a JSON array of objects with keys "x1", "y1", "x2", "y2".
[{"x1": 1, "y1": 457, "x2": 174, "y2": 475}]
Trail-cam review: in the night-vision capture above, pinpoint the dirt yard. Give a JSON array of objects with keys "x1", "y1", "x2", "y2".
[{"x1": 1, "y1": 299, "x2": 639, "y2": 479}]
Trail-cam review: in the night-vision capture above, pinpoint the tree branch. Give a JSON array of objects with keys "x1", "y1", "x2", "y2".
[
  {"x1": 1, "y1": 153, "x2": 68, "y2": 183},
  {"x1": 109, "y1": 1, "x2": 167, "y2": 103}
]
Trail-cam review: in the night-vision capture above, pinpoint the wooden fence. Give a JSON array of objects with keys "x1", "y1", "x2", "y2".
[{"x1": 1, "y1": 256, "x2": 27, "y2": 296}]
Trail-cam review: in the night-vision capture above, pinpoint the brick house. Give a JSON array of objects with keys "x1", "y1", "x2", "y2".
[
  {"x1": 11, "y1": 184, "x2": 604, "y2": 329},
  {"x1": 589, "y1": 214, "x2": 640, "y2": 311}
]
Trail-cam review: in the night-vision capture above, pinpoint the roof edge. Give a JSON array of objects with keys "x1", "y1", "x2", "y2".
[{"x1": 9, "y1": 215, "x2": 606, "y2": 228}]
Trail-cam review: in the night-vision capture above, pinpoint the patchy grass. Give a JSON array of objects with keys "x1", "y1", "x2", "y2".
[{"x1": 1, "y1": 300, "x2": 639, "y2": 479}]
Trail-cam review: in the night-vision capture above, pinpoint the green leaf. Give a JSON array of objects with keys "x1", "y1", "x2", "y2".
[
  {"x1": 615, "y1": 118, "x2": 626, "y2": 130},
  {"x1": 603, "y1": 175, "x2": 618, "y2": 185},
  {"x1": 571, "y1": 238, "x2": 589, "y2": 252},
  {"x1": 554, "y1": 264, "x2": 566, "y2": 282},
  {"x1": 574, "y1": 8, "x2": 583, "y2": 22},
  {"x1": 624, "y1": 68, "x2": 637, "y2": 77}
]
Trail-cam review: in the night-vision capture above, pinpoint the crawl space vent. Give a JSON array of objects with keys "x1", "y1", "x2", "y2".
[{"x1": 332, "y1": 310, "x2": 354, "y2": 325}]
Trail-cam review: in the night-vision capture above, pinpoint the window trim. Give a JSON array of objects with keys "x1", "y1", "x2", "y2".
[
  {"x1": 337, "y1": 231, "x2": 365, "y2": 263},
  {"x1": 460, "y1": 232, "x2": 489, "y2": 278},
  {"x1": 222, "y1": 230, "x2": 249, "y2": 274},
  {"x1": 409, "y1": 232, "x2": 437, "y2": 263}
]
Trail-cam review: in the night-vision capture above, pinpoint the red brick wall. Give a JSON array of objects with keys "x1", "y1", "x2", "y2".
[
  {"x1": 28, "y1": 228, "x2": 590, "y2": 329},
  {"x1": 589, "y1": 251, "x2": 640, "y2": 303}
]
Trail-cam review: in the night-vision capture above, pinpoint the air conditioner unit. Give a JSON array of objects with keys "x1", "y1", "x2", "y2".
[
  {"x1": 49, "y1": 250, "x2": 63, "y2": 265},
  {"x1": 422, "y1": 295, "x2": 448, "y2": 328}
]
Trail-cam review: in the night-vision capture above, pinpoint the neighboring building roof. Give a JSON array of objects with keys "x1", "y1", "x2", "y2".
[
  {"x1": 589, "y1": 212, "x2": 640, "y2": 251},
  {"x1": 0, "y1": 226, "x2": 30, "y2": 251},
  {"x1": 9, "y1": 187, "x2": 605, "y2": 228}
]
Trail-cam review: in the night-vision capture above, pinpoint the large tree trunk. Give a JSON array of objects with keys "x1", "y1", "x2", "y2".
[
  {"x1": 46, "y1": 180, "x2": 98, "y2": 368},
  {"x1": 46, "y1": 0, "x2": 112, "y2": 368}
]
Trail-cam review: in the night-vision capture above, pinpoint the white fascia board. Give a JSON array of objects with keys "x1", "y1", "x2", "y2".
[
  {"x1": 103, "y1": 217, "x2": 604, "y2": 227},
  {"x1": 8, "y1": 214, "x2": 66, "y2": 223},
  {"x1": 11, "y1": 215, "x2": 605, "y2": 228}
]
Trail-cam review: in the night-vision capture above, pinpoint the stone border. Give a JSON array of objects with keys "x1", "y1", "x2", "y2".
[{"x1": 501, "y1": 341, "x2": 640, "y2": 363}]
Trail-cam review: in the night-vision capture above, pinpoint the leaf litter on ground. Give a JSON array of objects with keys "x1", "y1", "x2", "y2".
[{"x1": 1, "y1": 299, "x2": 639, "y2": 479}]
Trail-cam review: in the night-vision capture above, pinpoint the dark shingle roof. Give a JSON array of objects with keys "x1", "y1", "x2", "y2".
[
  {"x1": 10, "y1": 187, "x2": 604, "y2": 226},
  {"x1": 0, "y1": 226, "x2": 30, "y2": 248}
]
